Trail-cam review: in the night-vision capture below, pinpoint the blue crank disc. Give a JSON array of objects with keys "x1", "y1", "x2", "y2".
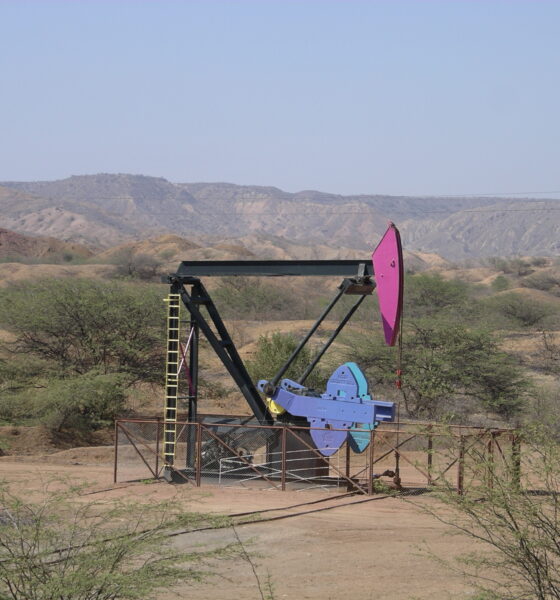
[{"x1": 346, "y1": 362, "x2": 374, "y2": 453}]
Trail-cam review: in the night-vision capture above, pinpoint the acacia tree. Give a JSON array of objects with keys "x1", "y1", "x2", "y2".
[
  {"x1": 484, "y1": 292, "x2": 556, "y2": 329},
  {"x1": 421, "y1": 425, "x2": 560, "y2": 600},
  {"x1": 110, "y1": 247, "x2": 164, "y2": 281},
  {"x1": 0, "y1": 279, "x2": 166, "y2": 432},
  {"x1": 405, "y1": 272, "x2": 472, "y2": 318},
  {"x1": 349, "y1": 320, "x2": 528, "y2": 420},
  {"x1": 0, "y1": 279, "x2": 164, "y2": 383}
]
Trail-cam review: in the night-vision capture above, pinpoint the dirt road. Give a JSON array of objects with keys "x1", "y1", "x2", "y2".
[{"x1": 0, "y1": 457, "x2": 478, "y2": 600}]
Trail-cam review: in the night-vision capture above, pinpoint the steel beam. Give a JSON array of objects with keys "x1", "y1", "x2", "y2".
[{"x1": 174, "y1": 259, "x2": 373, "y2": 278}]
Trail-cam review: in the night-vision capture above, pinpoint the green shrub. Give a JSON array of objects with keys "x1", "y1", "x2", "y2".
[
  {"x1": 0, "y1": 372, "x2": 128, "y2": 432},
  {"x1": 0, "y1": 278, "x2": 165, "y2": 382},
  {"x1": 491, "y1": 275, "x2": 510, "y2": 292},
  {"x1": 405, "y1": 273, "x2": 472, "y2": 318},
  {"x1": 0, "y1": 485, "x2": 240, "y2": 600},
  {"x1": 521, "y1": 271, "x2": 560, "y2": 296},
  {"x1": 349, "y1": 320, "x2": 528, "y2": 420},
  {"x1": 483, "y1": 292, "x2": 556, "y2": 328},
  {"x1": 422, "y1": 425, "x2": 560, "y2": 600},
  {"x1": 246, "y1": 332, "x2": 326, "y2": 390},
  {"x1": 35, "y1": 372, "x2": 128, "y2": 432},
  {"x1": 213, "y1": 277, "x2": 300, "y2": 320},
  {"x1": 110, "y1": 248, "x2": 164, "y2": 281},
  {"x1": 486, "y1": 257, "x2": 534, "y2": 277}
]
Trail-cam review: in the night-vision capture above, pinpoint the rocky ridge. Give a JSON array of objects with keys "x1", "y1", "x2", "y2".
[{"x1": 1, "y1": 174, "x2": 558, "y2": 258}]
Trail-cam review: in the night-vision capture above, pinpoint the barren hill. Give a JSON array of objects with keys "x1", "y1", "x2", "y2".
[
  {"x1": 1, "y1": 174, "x2": 559, "y2": 258},
  {"x1": 96, "y1": 232, "x2": 439, "y2": 269},
  {"x1": 0, "y1": 228, "x2": 93, "y2": 260}
]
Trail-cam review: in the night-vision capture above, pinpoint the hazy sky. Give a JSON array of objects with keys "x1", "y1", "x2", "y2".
[{"x1": 1, "y1": 0, "x2": 559, "y2": 195}]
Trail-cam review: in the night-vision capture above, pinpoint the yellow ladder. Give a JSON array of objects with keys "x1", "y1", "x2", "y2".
[{"x1": 163, "y1": 293, "x2": 181, "y2": 465}]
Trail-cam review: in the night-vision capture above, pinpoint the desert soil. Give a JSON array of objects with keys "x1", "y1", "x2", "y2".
[{"x1": 0, "y1": 452, "x2": 480, "y2": 600}]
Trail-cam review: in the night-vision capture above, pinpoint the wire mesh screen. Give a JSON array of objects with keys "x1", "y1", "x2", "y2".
[{"x1": 200, "y1": 423, "x2": 280, "y2": 490}]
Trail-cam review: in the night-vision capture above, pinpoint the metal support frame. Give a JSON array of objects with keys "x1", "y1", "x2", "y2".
[
  {"x1": 270, "y1": 281, "x2": 349, "y2": 387},
  {"x1": 457, "y1": 435, "x2": 466, "y2": 495},
  {"x1": 175, "y1": 259, "x2": 373, "y2": 278},
  {"x1": 186, "y1": 300, "x2": 199, "y2": 469},
  {"x1": 270, "y1": 277, "x2": 374, "y2": 390},
  {"x1": 298, "y1": 294, "x2": 367, "y2": 385},
  {"x1": 169, "y1": 276, "x2": 273, "y2": 425},
  {"x1": 168, "y1": 259, "x2": 376, "y2": 427}
]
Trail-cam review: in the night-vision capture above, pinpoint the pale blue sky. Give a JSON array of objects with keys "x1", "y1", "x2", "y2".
[{"x1": 1, "y1": 0, "x2": 559, "y2": 195}]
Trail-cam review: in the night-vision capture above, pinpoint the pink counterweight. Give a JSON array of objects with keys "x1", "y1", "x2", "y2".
[{"x1": 372, "y1": 223, "x2": 404, "y2": 346}]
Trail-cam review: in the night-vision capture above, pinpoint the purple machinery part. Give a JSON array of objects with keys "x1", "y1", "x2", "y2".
[
  {"x1": 259, "y1": 363, "x2": 394, "y2": 456},
  {"x1": 372, "y1": 222, "x2": 404, "y2": 347}
]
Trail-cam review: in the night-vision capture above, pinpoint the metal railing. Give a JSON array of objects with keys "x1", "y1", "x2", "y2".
[{"x1": 114, "y1": 418, "x2": 520, "y2": 495}]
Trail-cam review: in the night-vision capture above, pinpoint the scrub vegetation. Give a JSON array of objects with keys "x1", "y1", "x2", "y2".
[
  {"x1": 1, "y1": 267, "x2": 559, "y2": 433},
  {"x1": 0, "y1": 484, "x2": 240, "y2": 600}
]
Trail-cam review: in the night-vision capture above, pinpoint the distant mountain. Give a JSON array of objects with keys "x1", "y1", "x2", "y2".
[
  {"x1": 399, "y1": 201, "x2": 560, "y2": 259},
  {"x1": 1, "y1": 174, "x2": 558, "y2": 258}
]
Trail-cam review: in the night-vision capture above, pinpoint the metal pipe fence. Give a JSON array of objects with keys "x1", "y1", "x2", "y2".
[{"x1": 114, "y1": 418, "x2": 521, "y2": 495}]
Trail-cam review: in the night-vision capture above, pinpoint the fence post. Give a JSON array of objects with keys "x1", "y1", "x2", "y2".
[
  {"x1": 281, "y1": 426, "x2": 287, "y2": 492},
  {"x1": 368, "y1": 429, "x2": 375, "y2": 495},
  {"x1": 394, "y1": 404, "x2": 401, "y2": 487},
  {"x1": 196, "y1": 423, "x2": 202, "y2": 487},
  {"x1": 345, "y1": 438, "x2": 351, "y2": 481},
  {"x1": 487, "y1": 433, "x2": 495, "y2": 489},
  {"x1": 457, "y1": 435, "x2": 465, "y2": 495},
  {"x1": 511, "y1": 433, "x2": 521, "y2": 490},
  {"x1": 155, "y1": 418, "x2": 161, "y2": 479},
  {"x1": 427, "y1": 424, "x2": 433, "y2": 486},
  {"x1": 113, "y1": 420, "x2": 119, "y2": 484}
]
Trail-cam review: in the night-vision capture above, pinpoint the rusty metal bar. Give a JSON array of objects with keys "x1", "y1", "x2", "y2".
[
  {"x1": 394, "y1": 404, "x2": 401, "y2": 487},
  {"x1": 114, "y1": 421, "x2": 119, "y2": 483},
  {"x1": 115, "y1": 417, "x2": 513, "y2": 435},
  {"x1": 376, "y1": 435, "x2": 431, "y2": 482},
  {"x1": 196, "y1": 423, "x2": 202, "y2": 487},
  {"x1": 431, "y1": 432, "x2": 490, "y2": 485},
  {"x1": 345, "y1": 439, "x2": 351, "y2": 480},
  {"x1": 457, "y1": 435, "x2": 465, "y2": 495},
  {"x1": 120, "y1": 426, "x2": 158, "y2": 479},
  {"x1": 112, "y1": 418, "x2": 516, "y2": 493},
  {"x1": 120, "y1": 422, "x2": 195, "y2": 485},
  {"x1": 349, "y1": 434, "x2": 419, "y2": 481},
  {"x1": 116, "y1": 418, "x2": 452, "y2": 434},
  {"x1": 494, "y1": 435, "x2": 506, "y2": 461},
  {"x1": 427, "y1": 425, "x2": 433, "y2": 486},
  {"x1": 487, "y1": 433, "x2": 495, "y2": 489},
  {"x1": 155, "y1": 418, "x2": 160, "y2": 477}
]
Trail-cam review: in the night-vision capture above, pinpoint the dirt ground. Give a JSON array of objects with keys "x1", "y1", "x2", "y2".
[{"x1": 0, "y1": 454, "x2": 480, "y2": 600}]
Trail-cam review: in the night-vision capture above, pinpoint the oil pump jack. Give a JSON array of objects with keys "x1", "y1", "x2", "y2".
[{"x1": 162, "y1": 223, "x2": 404, "y2": 479}]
